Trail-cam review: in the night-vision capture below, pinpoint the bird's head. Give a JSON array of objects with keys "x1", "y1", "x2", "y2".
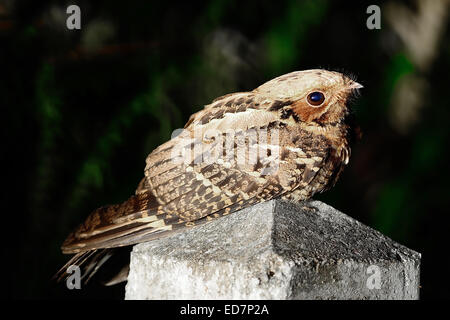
[{"x1": 255, "y1": 69, "x2": 362, "y2": 125}]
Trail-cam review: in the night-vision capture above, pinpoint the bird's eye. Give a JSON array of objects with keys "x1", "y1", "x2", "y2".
[{"x1": 307, "y1": 91, "x2": 325, "y2": 106}]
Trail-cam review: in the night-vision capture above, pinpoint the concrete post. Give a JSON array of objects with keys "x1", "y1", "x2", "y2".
[{"x1": 125, "y1": 199, "x2": 421, "y2": 300}]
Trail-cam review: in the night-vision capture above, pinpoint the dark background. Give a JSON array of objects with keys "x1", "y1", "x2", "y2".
[{"x1": 2, "y1": 0, "x2": 449, "y2": 299}]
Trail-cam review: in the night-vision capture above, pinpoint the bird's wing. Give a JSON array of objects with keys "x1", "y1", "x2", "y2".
[{"x1": 61, "y1": 92, "x2": 326, "y2": 254}]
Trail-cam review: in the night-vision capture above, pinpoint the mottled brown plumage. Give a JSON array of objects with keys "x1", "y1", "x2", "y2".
[{"x1": 56, "y1": 69, "x2": 362, "y2": 282}]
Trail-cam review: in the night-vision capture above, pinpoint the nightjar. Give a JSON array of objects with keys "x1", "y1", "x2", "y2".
[{"x1": 55, "y1": 69, "x2": 362, "y2": 283}]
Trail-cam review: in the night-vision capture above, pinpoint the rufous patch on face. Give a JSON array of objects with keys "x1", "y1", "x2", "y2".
[{"x1": 291, "y1": 98, "x2": 329, "y2": 122}]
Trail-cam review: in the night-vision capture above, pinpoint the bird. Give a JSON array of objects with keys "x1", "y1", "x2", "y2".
[{"x1": 55, "y1": 69, "x2": 362, "y2": 284}]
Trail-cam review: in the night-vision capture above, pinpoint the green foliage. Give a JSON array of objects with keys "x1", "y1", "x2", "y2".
[{"x1": 264, "y1": 0, "x2": 328, "y2": 75}]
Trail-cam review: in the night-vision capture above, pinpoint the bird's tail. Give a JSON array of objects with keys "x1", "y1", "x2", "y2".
[{"x1": 53, "y1": 247, "x2": 130, "y2": 286}]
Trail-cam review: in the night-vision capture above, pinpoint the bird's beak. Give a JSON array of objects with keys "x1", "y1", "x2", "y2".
[
  {"x1": 348, "y1": 81, "x2": 363, "y2": 89},
  {"x1": 343, "y1": 81, "x2": 363, "y2": 102}
]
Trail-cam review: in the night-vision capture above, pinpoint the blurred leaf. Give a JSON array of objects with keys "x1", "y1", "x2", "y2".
[{"x1": 264, "y1": 0, "x2": 328, "y2": 75}]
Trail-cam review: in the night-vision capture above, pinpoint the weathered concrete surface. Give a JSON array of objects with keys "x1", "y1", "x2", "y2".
[{"x1": 125, "y1": 199, "x2": 421, "y2": 300}]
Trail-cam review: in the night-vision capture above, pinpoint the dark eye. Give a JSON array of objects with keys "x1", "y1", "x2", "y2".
[{"x1": 307, "y1": 91, "x2": 325, "y2": 106}]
